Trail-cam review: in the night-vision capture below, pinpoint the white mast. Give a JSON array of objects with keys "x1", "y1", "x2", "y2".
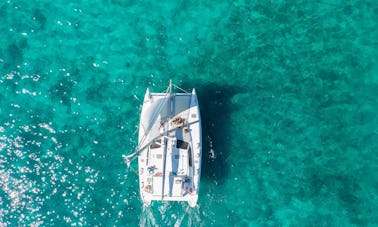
[{"x1": 169, "y1": 79, "x2": 173, "y2": 114}]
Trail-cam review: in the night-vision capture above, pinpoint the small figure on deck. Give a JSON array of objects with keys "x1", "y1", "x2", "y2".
[
  {"x1": 172, "y1": 117, "x2": 182, "y2": 126},
  {"x1": 147, "y1": 165, "x2": 156, "y2": 174}
]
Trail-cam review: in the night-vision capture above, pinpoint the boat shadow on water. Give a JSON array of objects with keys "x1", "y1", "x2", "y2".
[{"x1": 181, "y1": 82, "x2": 244, "y2": 186}]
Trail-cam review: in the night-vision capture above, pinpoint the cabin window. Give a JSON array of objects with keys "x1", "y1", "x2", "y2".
[
  {"x1": 188, "y1": 148, "x2": 193, "y2": 167},
  {"x1": 176, "y1": 140, "x2": 189, "y2": 149},
  {"x1": 156, "y1": 154, "x2": 162, "y2": 159},
  {"x1": 150, "y1": 142, "x2": 161, "y2": 149}
]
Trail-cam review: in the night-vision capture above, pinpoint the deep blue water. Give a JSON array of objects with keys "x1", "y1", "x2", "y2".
[{"x1": 1, "y1": 0, "x2": 378, "y2": 226}]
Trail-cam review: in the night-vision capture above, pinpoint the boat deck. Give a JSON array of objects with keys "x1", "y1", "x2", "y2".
[{"x1": 137, "y1": 88, "x2": 201, "y2": 207}]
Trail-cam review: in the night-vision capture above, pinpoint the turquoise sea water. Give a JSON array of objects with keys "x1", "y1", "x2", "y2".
[{"x1": 1, "y1": 0, "x2": 378, "y2": 225}]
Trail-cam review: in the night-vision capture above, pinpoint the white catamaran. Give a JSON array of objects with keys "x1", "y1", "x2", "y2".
[{"x1": 124, "y1": 81, "x2": 202, "y2": 207}]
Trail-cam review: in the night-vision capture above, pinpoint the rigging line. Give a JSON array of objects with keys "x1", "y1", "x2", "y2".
[
  {"x1": 129, "y1": 164, "x2": 139, "y2": 175},
  {"x1": 172, "y1": 84, "x2": 189, "y2": 94}
]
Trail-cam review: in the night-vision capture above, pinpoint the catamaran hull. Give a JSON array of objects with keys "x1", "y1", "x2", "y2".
[{"x1": 137, "y1": 84, "x2": 202, "y2": 207}]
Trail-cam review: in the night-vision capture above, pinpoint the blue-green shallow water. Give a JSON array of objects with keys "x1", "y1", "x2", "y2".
[{"x1": 1, "y1": 0, "x2": 378, "y2": 225}]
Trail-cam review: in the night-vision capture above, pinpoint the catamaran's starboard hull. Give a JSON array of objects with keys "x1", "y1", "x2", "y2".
[{"x1": 137, "y1": 84, "x2": 201, "y2": 207}]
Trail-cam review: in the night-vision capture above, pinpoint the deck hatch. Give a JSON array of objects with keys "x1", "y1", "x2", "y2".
[{"x1": 176, "y1": 140, "x2": 189, "y2": 149}]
